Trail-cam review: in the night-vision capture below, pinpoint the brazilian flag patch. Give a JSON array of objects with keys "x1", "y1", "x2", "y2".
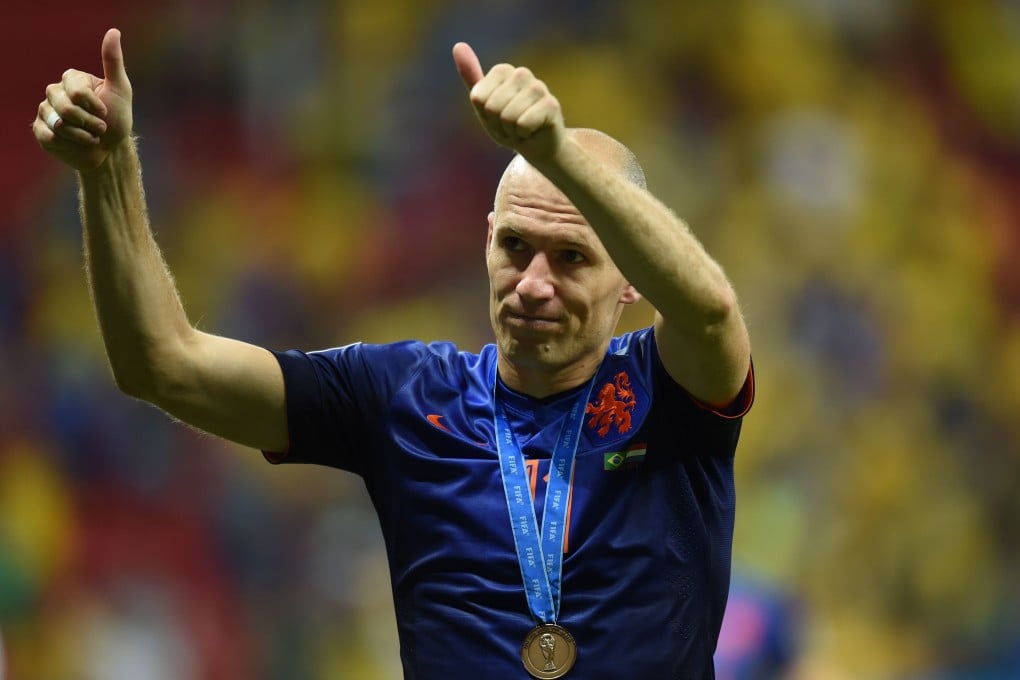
[{"x1": 603, "y1": 445, "x2": 646, "y2": 471}]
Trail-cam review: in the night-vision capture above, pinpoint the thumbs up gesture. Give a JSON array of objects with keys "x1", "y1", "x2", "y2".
[
  {"x1": 33, "y1": 28, "x2": 134, "y2": 173},
  {"x1": 453, "y1": 42, "x2": 565, "y2": 162}
]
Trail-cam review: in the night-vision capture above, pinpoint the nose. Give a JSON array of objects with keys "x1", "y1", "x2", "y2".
[{"x1": 515, "y1": 252, "x2": 555, "y2": 303}]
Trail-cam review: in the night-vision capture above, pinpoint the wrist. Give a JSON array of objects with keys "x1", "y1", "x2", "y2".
[
  {"x1": 77, "y1": 136, "x2": 137, "y2": 184},
  {"x1": 523, "y1": 134, "x2": 583, "y2": 186}
]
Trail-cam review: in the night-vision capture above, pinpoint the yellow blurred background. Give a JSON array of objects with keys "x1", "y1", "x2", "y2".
[{"x1": 1, "y1": 1, "x2": 1018, "y2": 678}]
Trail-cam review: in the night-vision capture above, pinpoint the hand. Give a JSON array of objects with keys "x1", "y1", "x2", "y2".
[
  {"x1": 33, "y1": 28, "x2": 133, "y2": 173},
  {"x1": 453, "y1": 42, "x2": 565, "y2": 162}
]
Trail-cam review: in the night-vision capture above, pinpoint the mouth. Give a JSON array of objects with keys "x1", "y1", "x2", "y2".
[{"x1": 504, "y1": 311, "x2": 561, "y2": 330}]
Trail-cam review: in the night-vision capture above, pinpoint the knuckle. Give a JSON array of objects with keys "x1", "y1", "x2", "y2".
[
  {"x1": 513, "y1": 66, "x2": 533, "y2": 80},
  {"x1": 32, "y1": 122, "x2": 50, "y2": 143},
  {"x1": 65, "y1": 81, "x2": 86, "y2": 100}
]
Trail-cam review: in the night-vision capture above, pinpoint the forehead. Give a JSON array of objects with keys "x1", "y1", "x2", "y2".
[{"x1": 493, "y1": 163, "x2": 593, "y2": 238}]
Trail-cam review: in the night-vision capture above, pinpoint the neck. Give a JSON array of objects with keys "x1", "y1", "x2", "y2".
[{"x1": 496, "y1": 353, "x2": 603, "y2": 399}]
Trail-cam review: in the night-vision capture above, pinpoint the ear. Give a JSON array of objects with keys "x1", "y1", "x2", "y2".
[
  {"x1": 485, "y1": 211, "x2": 495, "y2": 254},
  {"x1": 619, "y1": 282, "x2": 641, "y2": 305}
]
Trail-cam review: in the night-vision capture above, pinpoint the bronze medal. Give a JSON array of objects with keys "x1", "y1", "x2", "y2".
[{"x1": 521, "y1": 623, "x2": 577, "y2": 679}]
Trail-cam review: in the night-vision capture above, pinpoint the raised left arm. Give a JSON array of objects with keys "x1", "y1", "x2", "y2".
[
  {"x1": 535, "y1": 139, "x2": 749, "y2": 406},
  {"x1": 453, "y1": 42, "x2": 749, "y2": 406}
]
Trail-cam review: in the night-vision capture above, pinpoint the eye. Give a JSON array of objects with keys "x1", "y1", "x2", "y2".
[
  {"x1": 501, "y1": 236, "x2": 528, "y2": 251},
  {"x1": 560, "y1": 249, "x2": 587, "y2": 264}
]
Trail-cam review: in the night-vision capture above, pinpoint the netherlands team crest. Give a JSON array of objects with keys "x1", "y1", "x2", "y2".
[{"x1": 583, "y1": 365, "x2": 648, "y2": 447}]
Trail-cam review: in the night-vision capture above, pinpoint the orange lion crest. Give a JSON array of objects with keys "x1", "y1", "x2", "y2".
[{"x1": 585, "y1": 371, "x2": 636, "y2": 437}]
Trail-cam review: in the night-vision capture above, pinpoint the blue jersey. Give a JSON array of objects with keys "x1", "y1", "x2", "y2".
[{"x1": 268, "y1": 327, "x2": 753, "y2": 679}]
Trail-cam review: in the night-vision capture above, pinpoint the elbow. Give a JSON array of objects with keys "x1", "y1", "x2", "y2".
[
  {"x1": 109, "y1": 359, "x2": 160, "y2": 402},
  {"x1": 106, "y1": 342, "x2": 181, "y2": 404},
  {"x1": 103, "y1": 329, "x2": 194, "y2": 404},
  {"x1": 702, "y1": 284, "x2": 740, "y2": 332},
  {"x1": 655, "y1": 282, "x2": 742, "y2": 340}
]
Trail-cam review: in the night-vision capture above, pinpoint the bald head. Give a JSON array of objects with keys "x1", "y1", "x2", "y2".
[
  {"x1": 494, "y1": 128, "x2": 646, "y2": 208},
  {"x1": 564, "y1": 128, "x2": 646, "y2": 189}
]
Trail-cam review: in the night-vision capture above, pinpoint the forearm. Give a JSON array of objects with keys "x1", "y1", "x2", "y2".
[
  {"x1": 78, "y1": 138, "x2": 193, "y2": 396},
  {"x1": 531, "y1": 137, "x2": 738, "y2": 329}
]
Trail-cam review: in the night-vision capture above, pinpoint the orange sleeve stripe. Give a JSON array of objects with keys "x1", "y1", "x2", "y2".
[{"x1": 688, "y1": 360, "x2": 755, "y2": 420}]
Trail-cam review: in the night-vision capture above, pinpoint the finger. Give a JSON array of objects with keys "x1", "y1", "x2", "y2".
[
  {"x1": 56, "y1": 120, "x2": 102, "y2": 146},
  {"x1": 515, "y1": 95, "x2": 561, "y2": 137},
  {"x1": 101, "y1": 28, "x2": 130, "y2": 91},
  {"x1": 38, "y1": 98, "x2": 62, "y2": 130},
  {"x1": 498, "y1": 84, "x2": 546, "y2": 140},
  {"x1": 34, "y1": 109, "x2": 99, "y2": 156},
  {"x1": 66, "y1": 98, "x2": 108, "y2": 137},
  {"x1": 470, "y1": 62, "x2": 514, "y2": 112},
  {"x1": 40, "y1": 101, "x2": 101, "y2": 146},
  {"x1": 480, "y1": 72, "x2": 521, "y2": 119},
  {"x1": 485, "y1": 68, "x2": 540, "y2": 140},
  {"x1": 33, "y1": 116, "x2": 85, "y2": 150},
  {"x1": 452, "y1": 42, "x2": 484, "y2": 90},
  {"x1": 47, "y1": 85, "x2": 105, "y2": 139},
  {"x1": 61, "y1": 69, "x2": 107, "y2": 118},
  {"x1": 33, "y1": 116, "x2": 57, "y2": 148}
]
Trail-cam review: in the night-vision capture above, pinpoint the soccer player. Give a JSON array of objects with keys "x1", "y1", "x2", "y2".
[{"x1": 34, "y1": 29, "x2": 753, "y2": 679}]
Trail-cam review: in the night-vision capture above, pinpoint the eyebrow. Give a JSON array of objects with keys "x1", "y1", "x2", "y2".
[{"x1": 495, "y1": 224, "x2": 594, "y2": 252}]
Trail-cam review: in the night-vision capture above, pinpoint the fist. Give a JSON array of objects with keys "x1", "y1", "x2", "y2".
[
  {"x1": 33, "y1": 28, "x2": 133, "y2": 173},
  {"x1": 453, "y1": 42, "x2": 565, "y2": 161}
]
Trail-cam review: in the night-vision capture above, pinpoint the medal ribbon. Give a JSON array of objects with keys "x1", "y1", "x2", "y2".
[{"x1": 493, "y1": 364, "x2": 597, "y2": 625}]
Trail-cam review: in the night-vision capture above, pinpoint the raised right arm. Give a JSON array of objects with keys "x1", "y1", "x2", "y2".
[{"x1": 33, "y1": 29, "x2": 288, "y2": 452}]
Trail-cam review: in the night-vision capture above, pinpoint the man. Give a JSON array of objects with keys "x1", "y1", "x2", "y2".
[{"x1": 34, "y1": 29, "x2": 752, "y2": 679}]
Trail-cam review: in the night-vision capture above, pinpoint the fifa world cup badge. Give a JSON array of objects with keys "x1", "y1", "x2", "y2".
[{"x1": 521, "y1": 624, "x2": 577, "y2": 678}]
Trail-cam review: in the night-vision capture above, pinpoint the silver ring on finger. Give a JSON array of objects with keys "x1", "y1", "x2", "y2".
[{"x1": 45, "y1": 110, "x2": 62, "y2": 131}]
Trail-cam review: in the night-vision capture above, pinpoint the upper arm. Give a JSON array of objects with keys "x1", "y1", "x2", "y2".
[
  {"x1": 653, "y1": 308, "x2": 750, "y2": 409},
  {"x1": 144, "y1": 329, "x2": 289, "y2": 452}
]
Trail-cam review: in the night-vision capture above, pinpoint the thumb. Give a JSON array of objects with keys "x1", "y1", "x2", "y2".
[
  {"x1": 101, "y1": 28, "x2": 129, "y2": 90},
  {"x1": 452, "y1": 42, "x2": 484, "y2": 90}
]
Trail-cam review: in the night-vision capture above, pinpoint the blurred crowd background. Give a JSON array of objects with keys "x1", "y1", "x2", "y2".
[{"x1": 2, "y1": 0, "x2": 1019, "y2": 678}]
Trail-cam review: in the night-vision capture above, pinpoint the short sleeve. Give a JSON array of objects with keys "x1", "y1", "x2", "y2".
[
  {"x1": 263, "y1": 341, "x2": 429, "y2": 475},
  {"x1": 643, "y1": 328, "x2": 754, "y2": 460}
]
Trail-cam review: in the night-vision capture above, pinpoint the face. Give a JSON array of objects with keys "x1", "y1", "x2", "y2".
[{"x1": 485, "y1": 162, "x2": 639, "y2": 379}]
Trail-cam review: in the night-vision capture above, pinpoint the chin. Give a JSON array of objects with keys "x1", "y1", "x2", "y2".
[{"x1": 500, "y1": 336, "x2": 559, "y2": 365}]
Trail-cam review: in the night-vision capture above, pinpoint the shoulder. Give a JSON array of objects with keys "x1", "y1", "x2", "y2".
[
  {"x1": 300, "y1": 338, "x2": 480, "y2": 369},
  {"x1": 606, "y1": 327, "x2": 753, "y2": 419},
  {"x1": 607, "y1": 326, "x2": 656, "y2": 360},
  {"x1": 599, "y1": 327, "x2": 659, "y2": 391},
  {"x1": 317, "y1": 339, "x2": 496, "y2": 392},
  {"x1": 368, "y1": 340, "x2": 493, "y2": 377},
  {"x1": 587, "y1": 329, "x2": 750, "y2": 462},
  {"x1": 275, "y1": 340, "x2": 493, "y2": 401}
]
